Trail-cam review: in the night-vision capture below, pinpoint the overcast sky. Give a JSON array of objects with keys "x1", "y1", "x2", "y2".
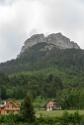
[{"x1": 0, "y1": 0, "x2": 84, "y2": 62}]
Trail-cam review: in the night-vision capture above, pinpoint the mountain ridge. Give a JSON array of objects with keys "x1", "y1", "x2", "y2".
[
  {"x1": 18, "y1": 32, "x2": 80, "y2": 57},
  {"x1": 0, "y1": 32, "x2": 83, "y2": 74}
]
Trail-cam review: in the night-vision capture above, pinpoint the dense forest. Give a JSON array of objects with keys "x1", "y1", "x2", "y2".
[
  {"x1": 0, "y1": 68, "x2": 84, "y2": 109},
  {"x1": 0, "y1": 42, "x2": 84, "y2": 74},
  {"x1": 0, "y1": 42, "x2": 84, "y2": 109}
]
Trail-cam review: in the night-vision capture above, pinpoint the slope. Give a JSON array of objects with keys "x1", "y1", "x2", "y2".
[{"x1": 0, "y1": 42, "x2": 84, "y2": 74}]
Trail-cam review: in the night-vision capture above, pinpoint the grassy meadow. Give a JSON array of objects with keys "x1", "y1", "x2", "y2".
[
  {"x1": 0, "y1": 110, "x2": 83, "y2": 125},
  {"x1": 36, "y1": 110, "x2": 84, "y2": 117}
]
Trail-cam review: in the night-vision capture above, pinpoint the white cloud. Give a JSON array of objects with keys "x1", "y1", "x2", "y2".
[
  {"x1": 37, "y1": 0, "x2": 84, "y2": 48},
  {"x1": 0, "y1": 0, "x2": 84, "y2": 62}
]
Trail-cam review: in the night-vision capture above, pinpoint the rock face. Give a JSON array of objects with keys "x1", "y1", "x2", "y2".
[{"x1": 20, "y1": 33, "x2": 80, "y2": 55}]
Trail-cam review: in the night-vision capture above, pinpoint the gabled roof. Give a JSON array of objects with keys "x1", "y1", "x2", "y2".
[
  {"x1": 0, "y1": 104, "x2": 5, "y2": 108},
  {"x1": 6, "y1": 101, "x2": 17, "y2": 108},
  {"x1": 44, "y1": 100, "x2": 57, "y2": 108},
  {"x1": 15, "y1": 102, "x2": 20, "y2": 106},
  {"x1": 0, "y1": 101, "x2": 20, "y2": 110}
]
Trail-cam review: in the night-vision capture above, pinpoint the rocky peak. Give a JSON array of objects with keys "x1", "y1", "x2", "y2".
[
  {"x1": 46, "y1": 33, "x2": 80, "y2": 49},
  {"x1": 19, "y1": 33, "x2": 80, "y2": 56}
]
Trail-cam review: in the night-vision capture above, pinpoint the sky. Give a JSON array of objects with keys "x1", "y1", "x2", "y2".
[{"x1": 0, "y1": 0, "x2": 84, "y2": 62}]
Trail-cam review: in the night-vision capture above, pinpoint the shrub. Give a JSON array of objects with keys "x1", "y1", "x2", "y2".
[{"x1": 80, "y1": 115, "x2": 84, "y2": 125}]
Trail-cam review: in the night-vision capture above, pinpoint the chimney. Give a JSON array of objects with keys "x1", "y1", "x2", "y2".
[{"x1": 4, "y1": 101, "x2": 6, "y2": 105}]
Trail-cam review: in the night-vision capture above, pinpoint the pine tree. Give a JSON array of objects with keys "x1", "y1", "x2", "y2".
[{"x1": 20, "y1": 95, "x2": 35, "y2": 122}]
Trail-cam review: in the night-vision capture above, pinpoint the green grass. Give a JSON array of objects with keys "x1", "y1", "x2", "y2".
[{"x1": 36, "y1": 110, "x2": 84, "y2": 117}]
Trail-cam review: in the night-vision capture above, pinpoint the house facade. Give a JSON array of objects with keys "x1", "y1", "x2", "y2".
[
  {"x1": 44, "y1": 100, "x2": 61, "y2": 111},
  {"x1": 0, "y1": 101, "x2": 20, "y2": 115}
]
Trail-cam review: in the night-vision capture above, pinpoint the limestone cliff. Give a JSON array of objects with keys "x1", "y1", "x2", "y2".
[{"x1": 19, "y1": 33, "x2": 80, "y2": 56}]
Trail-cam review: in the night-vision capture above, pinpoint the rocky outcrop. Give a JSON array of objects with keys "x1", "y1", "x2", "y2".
[
  {"x1": 46, "y1": 33, "x2": 80, "y2": 49},
  {"x1": 19, "y1": 33, "x2": 80, "y2": 56}
]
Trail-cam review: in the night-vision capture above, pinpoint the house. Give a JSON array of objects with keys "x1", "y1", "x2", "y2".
[
  {"x1": 15, "y1": 102, "x2": 20, "y2": 108},
  {"x1": 0, "y1": 101, "x2": 20, "y2": 115},
  {"x1": 44, "y1": 100, "x2": 61, "y2": 111}
]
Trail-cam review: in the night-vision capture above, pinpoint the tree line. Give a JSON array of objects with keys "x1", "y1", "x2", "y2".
[{"x1": 0, "y1": 71, "x2": 84, "y2": 109}]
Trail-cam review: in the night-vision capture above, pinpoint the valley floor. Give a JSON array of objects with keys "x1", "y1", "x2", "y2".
[{"x1": 36, "y1": 110, "x2": 84, "y2": 117}]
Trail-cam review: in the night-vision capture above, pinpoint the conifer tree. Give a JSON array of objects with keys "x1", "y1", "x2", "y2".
[{"x1": 20, "y1": 95, "x2": 35, "y2": 122}]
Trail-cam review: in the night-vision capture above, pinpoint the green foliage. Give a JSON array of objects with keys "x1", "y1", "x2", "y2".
[
  {"x1": 0, "y1": 44, "x2": 84, "y2": 74},
  {"x1": 0, "y1": 111, "x2": 82, "y2": 125},
  {"x1": 20, "y1": 95, "x2": 35, "y2": 122},
  {"x1": 80, "y1": 115, "x2": 84, "y2": 125},
  {"x1": 0, "y1": 44, "x2": 84, "y2": 109},
  {"x1": 0, "y1": 71, "x2": 84, "y2": 109}
]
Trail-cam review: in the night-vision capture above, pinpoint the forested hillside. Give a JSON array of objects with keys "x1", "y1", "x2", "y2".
[
  {"x1": 0, "y1": 42, "x2": 84, "y2": 109},
  {"x1": 0, "y1": 42, "x2": 84, "y2": 74},
  {"x1": 0, "y1": 68, "x2": 84, "y2": 109}
]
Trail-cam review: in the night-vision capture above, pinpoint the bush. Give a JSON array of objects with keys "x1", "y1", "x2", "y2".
[{"x1": 80, "y1": 115, "x2": 84, "y2": 125}]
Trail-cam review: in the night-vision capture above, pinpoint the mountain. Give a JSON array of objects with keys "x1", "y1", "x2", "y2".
[
  {"x1": 1, "y1": 33, "x2": 84, "y2": 110},
  {"x1": 0, "y1": 32, "x2": 83, "y2": 74},
  {"x1": 18, "y1": 33, "x2": 80, "y2": 57}
]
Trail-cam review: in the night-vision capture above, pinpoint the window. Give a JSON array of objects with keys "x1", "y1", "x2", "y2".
[{"x1": 7, "y1": 111, "x2": 9, "y2": 115}]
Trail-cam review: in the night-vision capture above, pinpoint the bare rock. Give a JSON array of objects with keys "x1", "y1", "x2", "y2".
[{"x1": 18, "y1": 33, "x2": 80, "y2": 57}]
